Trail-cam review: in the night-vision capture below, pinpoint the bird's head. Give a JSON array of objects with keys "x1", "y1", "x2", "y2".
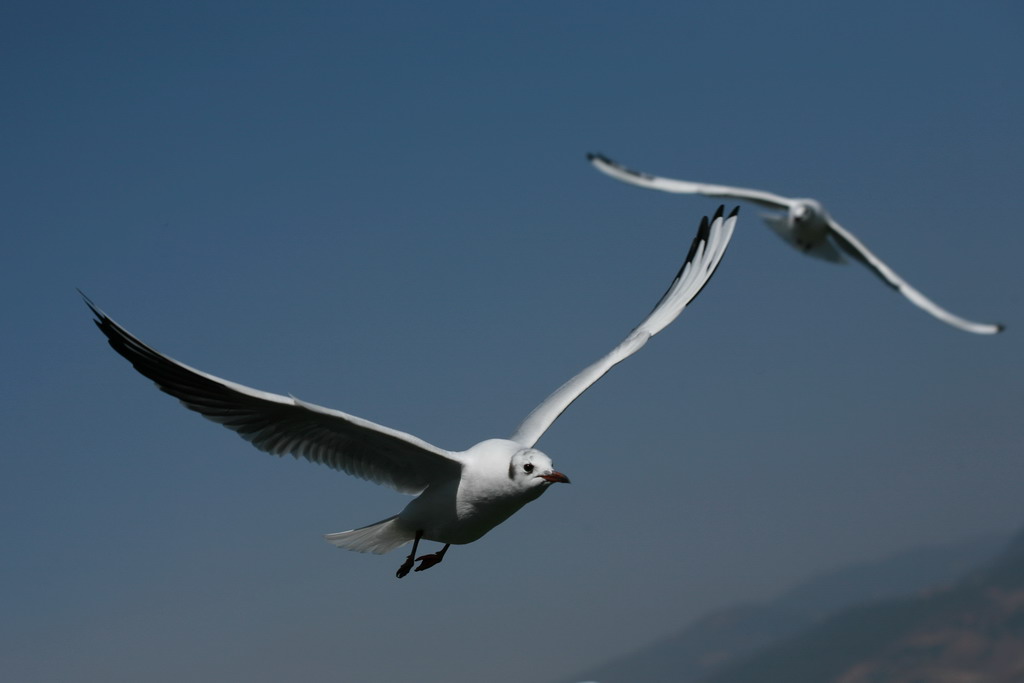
[
  {"x1": 789, "y1": 199, "x2": 824, "y2": 225},
  {"x1": 509, "y1": 448, "x2": 570, "y2": 493},
  {"x1": 791, "y1": 203, "x2": 811, "y2": 224}
]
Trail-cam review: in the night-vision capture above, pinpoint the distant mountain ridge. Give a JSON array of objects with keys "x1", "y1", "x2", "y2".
[
  {"x1": 565, "y1": 531, "x2": 1010, "y2": 683},
  {"x1": 701, "y1": 526, "x2": 1024, "y2": 682}
]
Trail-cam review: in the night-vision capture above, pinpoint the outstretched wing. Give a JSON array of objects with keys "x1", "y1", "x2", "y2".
[
  {"x1": 824, "y1": 218, "x2": 1004, "y2": 335},
  {"x1": 588, "y1": 153, "x2": 792, "y2": 210},
  {"x1": 82, "y1": 295, "x2": 463, "y2": 493},
  {"x1": 510, "y1": 206, "x2": 739, "y2": 447}
]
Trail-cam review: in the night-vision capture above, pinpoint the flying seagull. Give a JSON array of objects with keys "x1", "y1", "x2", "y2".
[
  {"x1": 83, "y1": 207, "x2": 738, "y2": 578},
  {"x1": 588, "y1": 153, "x2": 1003, "y2": 335}
]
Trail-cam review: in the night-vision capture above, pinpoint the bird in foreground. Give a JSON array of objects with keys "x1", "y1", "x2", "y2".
[
  {"x1": 83, "y1": 207, "x2": 738, "y2": 578},
  {"x1": 588, "y1": 153, "x2": 1003, "y2": 335}
]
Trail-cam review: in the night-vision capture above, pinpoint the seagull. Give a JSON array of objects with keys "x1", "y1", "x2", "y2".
[
  {"x1": 588, "y1": 153, "x2": 1003, "y2": 335},
  {"x1": 83, "y1": 207, "x2": 738, "y2": 578}
]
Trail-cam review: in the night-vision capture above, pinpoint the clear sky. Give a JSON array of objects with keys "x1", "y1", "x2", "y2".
[{"x1": 3, "y1": 2, "x2": 1022, "y2": 681}]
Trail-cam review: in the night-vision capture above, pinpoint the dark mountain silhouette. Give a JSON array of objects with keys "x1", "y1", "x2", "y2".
[
  {"x1": 701, "y1": 525, "x2": 1024, "y2": 683},
  {"x1": 565, "y1": 532, "x2": 1008, "y2": 683}
]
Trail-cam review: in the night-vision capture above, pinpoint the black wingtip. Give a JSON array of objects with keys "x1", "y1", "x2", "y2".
[
  {"x1": 728, "y1": 205, "x2": 740, "y2": 218},
  {"x1": 683, "y1": 215, "x2": 712, "y2": 266},
  {"x1": 587, "y1": 152, "x2": 610, "y2": 164},
  {"x1": 995, "y1": 323, "x2": 1006, "y2": 333},
  {"x1": 78, "y1": 289, "x2": 105, "y2": 321},
  {"x1": 712, "y1": 205, "x2": 725, "y2": 221}
]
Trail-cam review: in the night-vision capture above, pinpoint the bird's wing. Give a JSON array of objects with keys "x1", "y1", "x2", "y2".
[
  {"x1": 82, "y1": 295, "x2": 464, "y2": 494},
  {"x1": 824, "y1": 218, "x2": 1004, "y2": 335},
  {"x1": 588, "y1": 153, "x2": 792, "y2": 210},
  {"x1": 510, "y1": 206, "x2": 739, "y2": 447}
]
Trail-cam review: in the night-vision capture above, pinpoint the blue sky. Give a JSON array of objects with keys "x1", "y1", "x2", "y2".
[{"x1": 3, "y1": 2, "x2": 1022, "y2": 681}]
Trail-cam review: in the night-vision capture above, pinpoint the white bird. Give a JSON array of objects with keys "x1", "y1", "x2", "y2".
[
  {"x1": 588, "y1": 153, "x2": 1003, "y2": 335},
  {"x1": 83, "y1": 207, "x2": 738, "y2": 578}
]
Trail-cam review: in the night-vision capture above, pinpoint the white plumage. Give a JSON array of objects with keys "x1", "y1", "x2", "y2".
[
  {"x1": 84, "y1": 207, "x2": 737, "y2": 577},
  {"x1": 589, "y1": 153, "x2": 1003, "y2": 335}
]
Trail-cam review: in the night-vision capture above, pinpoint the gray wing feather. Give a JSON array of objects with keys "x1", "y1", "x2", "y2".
[
  {"x1": 588, "y1": 153, "x2": 792, "y2": 210},
  {"x1": 510, "y1": 206, "x2": 739, "y2": 447},
  {"x1": 825, "y1": 219, "x2": 1004, "y2": 335},
  {"x1": 83, "y1": 295, "x2": 462, "y2": 493}
]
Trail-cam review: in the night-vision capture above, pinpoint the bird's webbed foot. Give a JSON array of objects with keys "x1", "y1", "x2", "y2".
[
  {"x1": 414, "y1": 544, "x2": 450, "y2": 573},
  {"x1": 396, "y1": 530, "x2": 424, "y2": 579},
  {"x1": 396, "y1": 554, "x2": 416, "y2": 579}
]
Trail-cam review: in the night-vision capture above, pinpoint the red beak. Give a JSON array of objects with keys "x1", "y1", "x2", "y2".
[{"x1": 539, "y1": 470, "x2": 570, "y2": 484}]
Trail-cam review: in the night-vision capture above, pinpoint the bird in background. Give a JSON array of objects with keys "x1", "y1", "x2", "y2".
[
  {"x1": 83, "y1": 207, "x2": 738, "y2": 578},
  {"x1": 588, "y1": 153, "x2": 1003, "y2": 335}
]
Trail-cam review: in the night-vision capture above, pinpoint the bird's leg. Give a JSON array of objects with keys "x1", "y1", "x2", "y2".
[
  {"x1": 396, "y1": 530, "x2": 424, "y2": 579},
  {"x1": 414, "y1": 543, "x2": 450, "y2": 573}
]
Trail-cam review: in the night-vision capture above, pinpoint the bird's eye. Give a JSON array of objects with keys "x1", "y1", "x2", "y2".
[{"x1": 523, "y1": 463, "x2": 534, "y2": 474}]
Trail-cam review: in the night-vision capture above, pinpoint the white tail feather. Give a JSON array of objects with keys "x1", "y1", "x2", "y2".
[{"x1": 324, "y1": 516, "x2": 414, "y2": 554}]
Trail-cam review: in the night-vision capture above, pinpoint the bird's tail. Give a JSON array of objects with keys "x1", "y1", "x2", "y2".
[{"x1": 324, "y1": 515, "x2": 414, "y2": 555}]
